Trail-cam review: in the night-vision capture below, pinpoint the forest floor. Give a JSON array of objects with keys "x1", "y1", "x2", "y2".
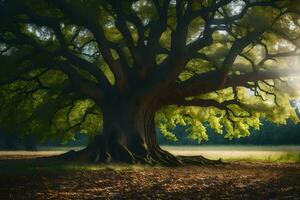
[{"x1": 0, "y1": 149, "x2": 300, "y2": 200}]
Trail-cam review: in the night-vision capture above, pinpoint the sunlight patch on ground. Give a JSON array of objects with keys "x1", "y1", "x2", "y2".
[{"x1": 162, "y1": 145, "x2": 300, "y2": 162}]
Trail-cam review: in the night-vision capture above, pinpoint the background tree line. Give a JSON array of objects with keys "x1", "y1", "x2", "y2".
[
  {"x1": 157, "y1": 121, "x2": 300, "y2": 145},
  {"x1": 1, "y1": 120, "x2": 300, "y2": 150}
]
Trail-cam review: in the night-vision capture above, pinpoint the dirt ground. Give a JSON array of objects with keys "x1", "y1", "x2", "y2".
[{"x1": 0, "y1": 155, "x2": 299, "y2": 200}]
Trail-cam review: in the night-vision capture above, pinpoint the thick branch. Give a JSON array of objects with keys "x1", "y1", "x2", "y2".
[
  {"x1": 51, "y1": 0, "x2": 128, "y2": 90},
  {"x1": 57, "y1": 61, "x2": 102, "y2": 101},
  {"x1": 219, "y1": 29, "x2": 264, "y2": 84},
  {"x1": 163, "y1": 68, "x2": 299, "y2": 106}
]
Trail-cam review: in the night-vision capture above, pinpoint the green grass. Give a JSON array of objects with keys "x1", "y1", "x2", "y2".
[
  {"x1": 162, "y1": 145, "x2": 300, "y2": 163},
  {"x1": 0, "y1": 145, "x2": 299, "y2": 175},
  {"x1": 222, "y1": 152, "x2": 300, "y2": 163}
]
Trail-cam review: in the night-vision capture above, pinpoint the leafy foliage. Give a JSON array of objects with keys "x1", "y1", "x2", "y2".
[{"x1": 0, "y1": 0, "x2": 300, "y2": 144}]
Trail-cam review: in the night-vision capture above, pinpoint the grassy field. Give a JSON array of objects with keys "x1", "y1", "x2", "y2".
[
  {"x1": 162, "y1": 145, "x2": 300, "y2": 163},
  {"x1": 0, "y1": 145, "x2": 299, "y2": 163},
  {"x1": 0, "y1": 145, "x2": 298, "y2": 176}
]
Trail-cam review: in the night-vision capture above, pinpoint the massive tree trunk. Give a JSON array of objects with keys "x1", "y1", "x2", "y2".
[
  {"x1": 59, "y1": 94, "x2": 221, "y2": 166},
  {"x1": 84, "y1": 95, "x2": 180, "y2": 165}
]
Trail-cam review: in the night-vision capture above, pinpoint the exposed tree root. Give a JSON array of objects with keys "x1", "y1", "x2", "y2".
[
  {"x1": 177, "y1": 155, "x2": 224, "y2": 166},
  {"x1": 43, "y1": 147, "x2": 91, "y2": 162},
  {"x1": 46, "y1": 146, "x2": 224, "y2": 167}
]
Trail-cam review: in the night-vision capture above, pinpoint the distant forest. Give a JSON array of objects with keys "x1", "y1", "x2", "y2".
[
  {"x1": 157, "y1": 121, "x2": 300, "y2": 145},
  {"x1": 1, "y1": 121, "x2": 300, "y2": 150}
]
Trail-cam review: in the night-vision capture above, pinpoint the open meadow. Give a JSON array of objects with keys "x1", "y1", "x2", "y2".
[
  {"x1": 1, "y1": 145, "x2": 300, "y2": 162},
  {"x1": 0, "y1": 145, "x2": 299, "y2": 199}
]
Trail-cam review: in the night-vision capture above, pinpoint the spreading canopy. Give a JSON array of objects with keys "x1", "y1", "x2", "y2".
[{"x1": 0, "y1": 0, "x2": 300, "y2": 143}]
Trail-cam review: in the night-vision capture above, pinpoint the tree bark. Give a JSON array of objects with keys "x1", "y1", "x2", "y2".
[
  {"x1": 83, "y1": 96, "x2": 180, "y2": 165},
  {"x1": 56, "y1": 95, "x2": 222, "y2": 166}
]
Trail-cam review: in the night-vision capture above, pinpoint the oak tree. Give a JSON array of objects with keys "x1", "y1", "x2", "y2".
[{"x1": 1, "y1": 0, "x2": 300, "y2": 165}]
